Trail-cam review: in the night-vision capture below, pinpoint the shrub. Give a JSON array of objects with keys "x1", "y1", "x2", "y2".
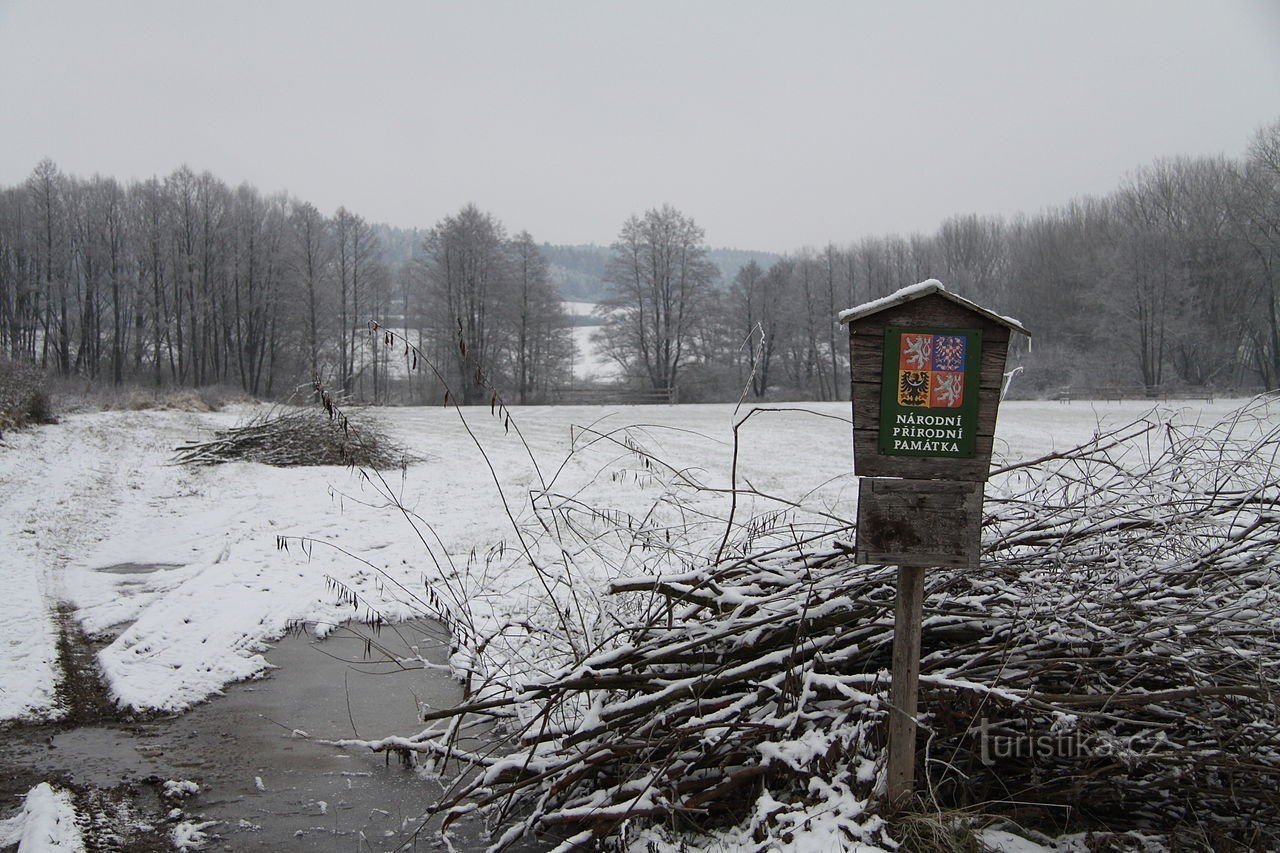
[{"x1": 0, "y1": 357, "x2": 55, "y2": 436}]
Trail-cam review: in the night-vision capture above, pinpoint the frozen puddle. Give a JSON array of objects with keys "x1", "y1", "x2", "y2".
[
  {"x1": 1, "y1": 619, "x2": 531, "y2": 851},
  {"x1": 94, "y1": 562, "x2": 183, "y2": 575}
]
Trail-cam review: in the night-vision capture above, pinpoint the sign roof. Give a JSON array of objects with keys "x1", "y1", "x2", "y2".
[{"x1": 837, "y1": 279, "x2": 1031, "y2": 337}]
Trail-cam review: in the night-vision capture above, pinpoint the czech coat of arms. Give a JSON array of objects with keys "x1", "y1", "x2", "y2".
[{"x1": 897, "y1": 333, "x2": 966, "y2": 408}]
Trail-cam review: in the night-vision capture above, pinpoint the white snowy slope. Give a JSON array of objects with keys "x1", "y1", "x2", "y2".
[
  {"x1": 0, "y1": 397, "x2": 1261, "y2": 718},
  {"x1": 561, "y1": 301, "x2": 599, "y2": 318}
]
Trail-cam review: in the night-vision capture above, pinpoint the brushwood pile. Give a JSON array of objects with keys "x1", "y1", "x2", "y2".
[
  {"x1": 355, "y1": 397, "x2": 1280, "y2": 851},
  {"x1": 174, "y1": 404, "x2": 411, "y2": 469}
]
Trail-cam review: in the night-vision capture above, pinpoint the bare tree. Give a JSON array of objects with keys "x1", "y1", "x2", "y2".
[
  {"x1": 92, "y1": 177, "x2": 128, "y2": 384},
  {"x1": 228, "y1": 186, "x2": 288, "y2": 395},
  {"x1": 334, "y1": 207, "x2": 380, "y2": 395},
  {"x1": 599, "y1": 205, "x2": 717, "y2": 393},
  {"x1": 823, "y1": 243, "x2": 847, "y2": 400},
  {"x1": 288, "y1": 200, "x2": 333, "y2": 386},
  {"x1": 422, "y1": 204, "x2": 509, "y2": 404},
  {"x1": 1166, "y1": 157, "x2": 1246, "y2": 386},
  {"x1": 1232, "y1": 121, "x2": 1280, "y2": 388},
  {"x1": 508, "y1": 231, "x2": 569, "y2": 403},
  {"x1": 937, "y1": 213, "x2": 1007, "y2": 304},
  {"x1": 26, "y1": 160, "x2": 69, "y2": 373},
  {"x1": 730, "y1": 259, "x2": 772, "y2": 398},
  {"x1": 131, "y1": 177, "x2": 171, "y2": 386},
  {"x1": 1113, "y1": 161, "x2": 1198, "y2": 389}
]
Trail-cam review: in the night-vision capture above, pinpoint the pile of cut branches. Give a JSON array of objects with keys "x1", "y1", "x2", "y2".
[
  {"x1": 174, "y1": 404, "x2": 413, "y2": 469},
  {"x1": 369, "y1": 397, "x2": 1280, "y2": 851}
]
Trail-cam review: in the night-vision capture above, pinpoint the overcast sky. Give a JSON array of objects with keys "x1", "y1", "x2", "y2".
[{"x1": 1, "y1": 1, "x2": 1277, "y2": 252}]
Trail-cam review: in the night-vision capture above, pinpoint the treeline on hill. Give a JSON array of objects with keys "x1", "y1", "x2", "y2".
[{"x1": 1, "y1": 118, "x2": 1278, "y2": 405}]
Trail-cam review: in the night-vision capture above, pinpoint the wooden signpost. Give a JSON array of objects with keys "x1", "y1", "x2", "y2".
[{"x1": 839, "y1": 279, "x2": 1030, "y2": 807}]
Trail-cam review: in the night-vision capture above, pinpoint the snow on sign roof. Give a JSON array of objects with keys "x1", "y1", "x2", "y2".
[{"x1": 837, "y1": 279, "x2": 1031, "y2": 337}]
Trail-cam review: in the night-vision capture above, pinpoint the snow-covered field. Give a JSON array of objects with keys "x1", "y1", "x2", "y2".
[
  {"x1": 561, "y1": 301, "x2": 599, "y2": 319},
  {"x1": 0, "y1": 397, "x2": 1262, "y2": 723},
  {"x1": 568, "y1": 325, "x2": 621, "y2": 381},
  {"x1": 563, "y1": 301, "x2": 620, "y2": 381}
]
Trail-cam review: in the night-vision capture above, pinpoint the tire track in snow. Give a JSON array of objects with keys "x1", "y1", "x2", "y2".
[
  {"x1": 0, "y1": 412, "x2": 203, "y2": 721},
  {"x1": 0, "y1": 420, "x2": 85, "y2": 720}
]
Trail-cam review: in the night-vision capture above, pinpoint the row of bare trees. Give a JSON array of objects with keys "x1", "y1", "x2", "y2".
[
  {"x1": 0, "y1": 161, "x2": 404, "y2": 399},
  {"x1": 0, "y1": 167, "x2": 574, "y2": 404},
  {"x1": 413, "y1": 205, "x2": 572, "y2": 405},
  {"x1": 648, "y1": 120, "x2": 1280, "y2": 400}
]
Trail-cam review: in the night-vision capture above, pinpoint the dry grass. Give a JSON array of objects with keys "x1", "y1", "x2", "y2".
[{"x1": 51, "y1": 381, "x2": 255, "y2": 414}]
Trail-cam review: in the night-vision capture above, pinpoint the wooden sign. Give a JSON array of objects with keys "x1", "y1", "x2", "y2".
[
  {"x1": 856, "y1": 478, "x2": 983, "y2": 569},
  {"x1": 841, "y1": 281, "x2": 1026, "y2": 483},
  {"x1": 839, "y1": 280, "x2": 1030, "y2": 808}
]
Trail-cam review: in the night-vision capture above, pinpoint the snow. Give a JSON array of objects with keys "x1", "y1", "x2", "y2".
[
  {"x1": 169, "y1": 819, "x2": 218, "y2": 850},
  {"x1": 161, "y1": 780, "x2": 200, "y2": 800},
  {"x1": 0, "y1": 783, "x2": 85, "y2": 852},
  {"x1": 569, "y1": 325, "x2": 621, "y2": 381},
  {"x1": 838, "y1": 279, "x2": 947, "y2": 323},
  {"x1": 976, "y1": 829, "x2": 1056, "y2": 852},
  {"x1": 0, "y1": 410, "x2": 206, "y2": 720},
  {"x1": 562, "y1": 301, "x2": 623, "y2": 381},
  {"x1": 361, "y1": 305, "x2": 649, "y2": 384},
  {"x1": 0, "y1": 398, "x2": 1262, "y2": 720},
  {"x1": 1, "y1": 395, "x2": 1274, "y2": 851},
  {"x1": 561, "y1": 300, "x2": 600, "y2": 318},
  {"x1": 837, "y1": 278, "x2": 1029, "y2": 335},
  {"x1": 622, "y1": 781, "x2": 887, "y2": 853},
  {"x1": 369, "y1": 311, "x2": 621, "y2": 381}
]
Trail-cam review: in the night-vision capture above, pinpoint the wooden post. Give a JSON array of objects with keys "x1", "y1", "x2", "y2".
[{"x1": 887, "y1": 563, "x2": 925, "y2": 807}]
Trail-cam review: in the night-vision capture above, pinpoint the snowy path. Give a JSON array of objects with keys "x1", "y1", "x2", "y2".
[
  {"x1": 0, "y1": 411, "x2": 203, "y2": 719},
  {"x1": 0, "y1": 408, "x2": 430, "y2": 718}
]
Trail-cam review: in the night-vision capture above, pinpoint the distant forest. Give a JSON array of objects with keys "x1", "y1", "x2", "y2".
[
  {"x1": 543, "y1": 244, "x2": 778, "y2": 303},
  {"x1": 1, "y1": 118, "x2": 1278, "y2": 403}
]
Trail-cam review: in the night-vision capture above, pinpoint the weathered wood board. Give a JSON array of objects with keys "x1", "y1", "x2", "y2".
[{"x1": 855, "y1": 477, "x2": 983, "y2": 568}]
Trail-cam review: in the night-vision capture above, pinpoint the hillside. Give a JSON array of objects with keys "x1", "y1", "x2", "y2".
[{"x1": 541, "y1": 243, "x2": 779, "y2": 302}]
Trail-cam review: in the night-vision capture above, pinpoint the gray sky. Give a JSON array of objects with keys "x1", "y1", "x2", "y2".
[{"x1": 1, "y1": 1, "x2": 1277, "y2": 252}]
